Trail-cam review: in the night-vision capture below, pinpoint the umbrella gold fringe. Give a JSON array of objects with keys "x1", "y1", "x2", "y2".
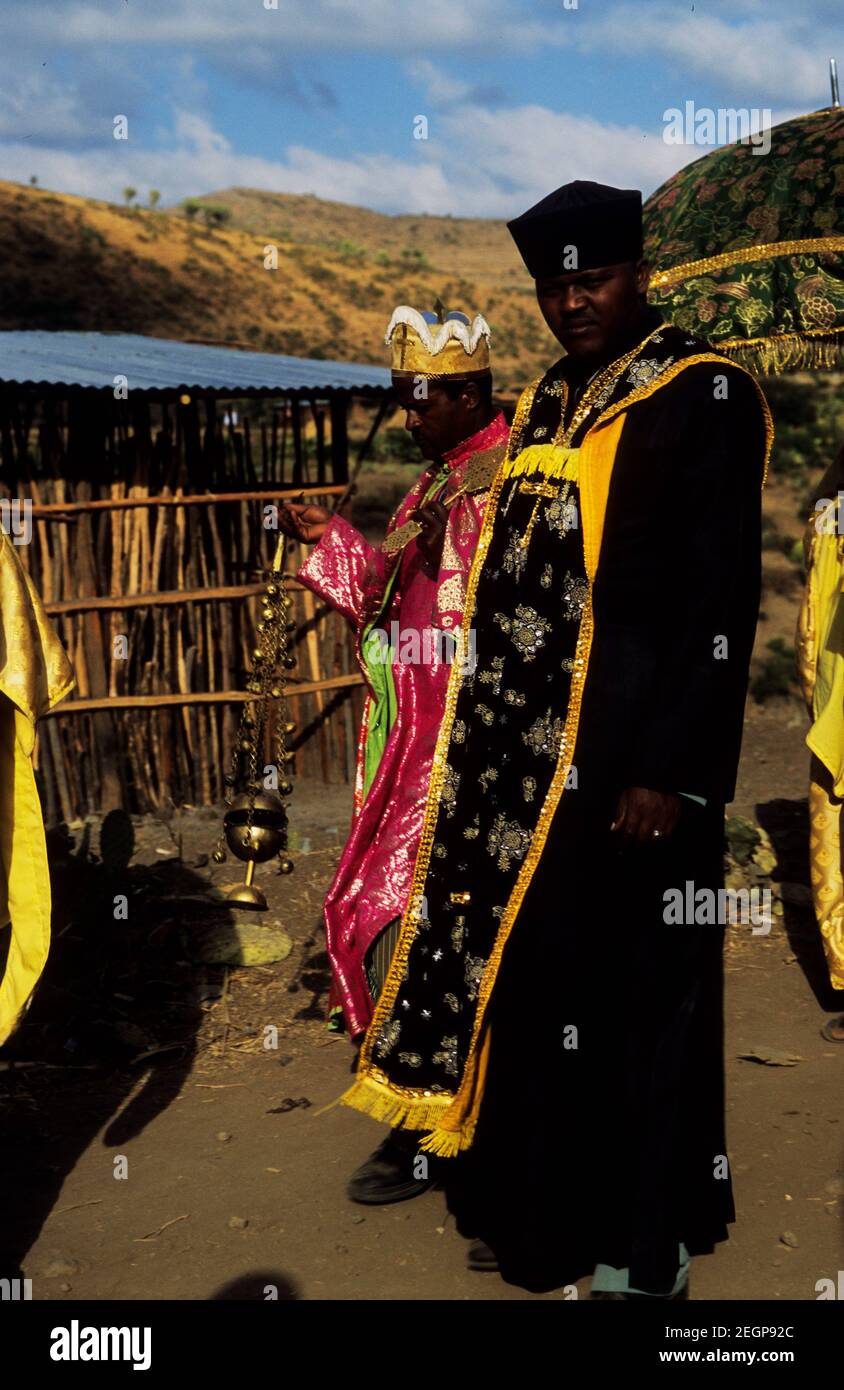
[{"x1": 715, "y1": 330, "x2": 844, "y2": 375}]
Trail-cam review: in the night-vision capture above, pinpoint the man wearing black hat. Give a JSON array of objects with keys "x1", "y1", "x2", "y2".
[{"x1": 342, "y1": 181, "x2": 772, "y2": 1298}]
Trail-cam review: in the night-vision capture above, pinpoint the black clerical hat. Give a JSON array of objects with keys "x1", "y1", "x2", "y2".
[{"x1": 507, "y1": 180, "x2": 643, "y2": 279}]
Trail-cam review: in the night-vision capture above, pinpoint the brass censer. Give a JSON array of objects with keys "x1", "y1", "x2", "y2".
[{"x1": 212, "y1": 531, "x2": 296, "y2": 910}]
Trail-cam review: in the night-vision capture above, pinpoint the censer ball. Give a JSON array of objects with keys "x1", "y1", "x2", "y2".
[{"x1": 224, "y1": 790, "x2": 288, "y2": 863}]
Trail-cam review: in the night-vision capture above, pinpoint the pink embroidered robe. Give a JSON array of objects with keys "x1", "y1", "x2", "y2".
[{"x1": 297, "y1": 412, "x2": 509, "y2": 1037}]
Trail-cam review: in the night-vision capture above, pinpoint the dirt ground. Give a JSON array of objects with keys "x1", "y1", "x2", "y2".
[{"x1": 1, "y1": 477, "x2": 843, "y2": 1302}]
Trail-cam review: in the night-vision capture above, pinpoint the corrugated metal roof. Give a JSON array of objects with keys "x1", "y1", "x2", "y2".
[{"x1": 0, "y1": 331, "x2": 393, "y2": 395}]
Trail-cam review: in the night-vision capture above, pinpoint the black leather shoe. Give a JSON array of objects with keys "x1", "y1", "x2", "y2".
[
  {"x1": 466, "y1": 1239, "x2": 499, "y2": 1272},
  {"x1": 592, "y1": 1284, "x2": 689, "y2": 1300},
  {"x1": 346, "y1": 1130, "x2": 439, "y2": 1204}
]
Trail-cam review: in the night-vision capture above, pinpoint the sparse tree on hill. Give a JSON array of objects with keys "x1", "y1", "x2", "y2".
[
  {"x1": 182, "y1": 199, "x2": 200, "y2": 222},
  {"x1": 123, "y1": 186, "x2": 137, "y2": 207},
  {"x1": 29, "y1": 175, "x2": 38, "y2": 187},
  {"x1": 148, "y1": 189, "x2": 161, "y2": 209},
  {"x1": 201, "y1": 204, "x2": 232, "y2": 230}
]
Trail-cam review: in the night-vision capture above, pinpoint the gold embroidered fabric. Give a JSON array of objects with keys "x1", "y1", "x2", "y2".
[
  {"x1": 0, "y1": 532, "x2": 75, "y2": 733},
  {"x1": 809, "y1": 758, "x2": 844, "y2": 992},
  {"x1": 649, "y1": 237, "x2": 844, "y2": 292},
  {"x1": 796, "y1": 498, "x2": 844, "y2": 990}
]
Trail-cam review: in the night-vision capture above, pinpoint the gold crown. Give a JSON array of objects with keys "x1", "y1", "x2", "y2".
[{"x1": 385, "y1": 305, "x2": 492, "y2": 379}]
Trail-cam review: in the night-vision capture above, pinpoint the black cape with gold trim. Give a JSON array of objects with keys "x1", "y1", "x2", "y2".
[
  {"x1": 449, "y1": 327, "x2": 770, "y2": 1293},
  {"x1": 343, "y1": 315, "x2": 772, "y2": 1293}
]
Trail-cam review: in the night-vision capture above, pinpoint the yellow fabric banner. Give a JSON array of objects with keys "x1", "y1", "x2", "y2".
[{"x1": 0, "y1": 531, "x2": 74, "y2": 1045}]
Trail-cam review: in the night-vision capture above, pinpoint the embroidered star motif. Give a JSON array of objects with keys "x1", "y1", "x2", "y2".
[
  {"x1": 421, "y1": 1008, "x2": 432, "y2": 1019},
  {"x1": 433, "y1": 949, "x2": 443, "y2": 961}
]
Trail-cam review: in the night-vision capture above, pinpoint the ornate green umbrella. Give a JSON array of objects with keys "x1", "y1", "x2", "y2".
[{"x1": 645, "y1": 106, "x2": 844, "y2": 373}]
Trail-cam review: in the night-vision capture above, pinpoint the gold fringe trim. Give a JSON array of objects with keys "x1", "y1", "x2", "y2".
[
  {"x1": 418, "y1": 1127, "x2": 467, "y2": 1158},
  {"x1": 340, "y1": 1073, "x2": 478, "y2": 1156},
  {"x1": 501, "y1": 444, "x2": 580, "y2": 481},
  {"x1": 649, "y1": 237, "x2": 844, "y2": 291},
  {"x1": 340, "y1": 1072, "x2": 456, "y2": 1136},
  {"x1": 715, "y1": 328, "x2": 844, "y2": 376}
]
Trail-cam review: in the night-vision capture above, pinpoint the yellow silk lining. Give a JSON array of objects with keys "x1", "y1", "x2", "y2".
[
  {"x1": 592, "y1": 354, "x2": 774, "y2": 485},
  {"x1": 0, "y1": 533, "x2": 75, "y2": 1045},
  {"x1": 0, "y1": 703, "x2": 53, "y2": 1045}
]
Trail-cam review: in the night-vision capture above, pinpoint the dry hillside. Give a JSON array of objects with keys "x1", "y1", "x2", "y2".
[{"x1": 0, "y1": 181, "x2": 557, "y2": 391}]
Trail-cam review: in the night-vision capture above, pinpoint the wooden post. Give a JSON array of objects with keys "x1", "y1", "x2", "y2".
[
  {"x1": 290, "y1": 399, "x2": 304, "y2": 486},
  {"x1": 311, "y1": 400, "x2": 327, "y2": 486},
  {"x1": 329, "y1": 395, "x2": 348, "y2": 485}
]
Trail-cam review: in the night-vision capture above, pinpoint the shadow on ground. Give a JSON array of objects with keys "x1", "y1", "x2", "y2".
[
  {"x1": 210, "y1": 1271, "x2": 300, "y2": 1300},
  {"x1": 0, "y1": 810, "x2": 250, "y2": 1280}
]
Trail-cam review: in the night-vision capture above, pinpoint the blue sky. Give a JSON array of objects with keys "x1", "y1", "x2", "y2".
[{"x1": 1, "y1": 0, "x2": 842, "y2": 216}]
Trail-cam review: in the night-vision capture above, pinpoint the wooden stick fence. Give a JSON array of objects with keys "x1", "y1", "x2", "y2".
[{"x1": 0, "y1": 391, "x2": 387, "y2": 821}]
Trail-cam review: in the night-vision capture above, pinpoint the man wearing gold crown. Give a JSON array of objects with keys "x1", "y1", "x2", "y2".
[
  {"x1": 341, "y1": 183, "x2": 772, "y2": 1297},
  {"x1": 279, "y1": 304, "x2": 509, "y2": 1202}
]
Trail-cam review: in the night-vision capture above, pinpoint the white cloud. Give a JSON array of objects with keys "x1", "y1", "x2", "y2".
[
  {"x1": 0, "y1": 0, "x2": 838, "y2": 218},
  {"x1": 3, "y1": 0, "x2": 837, "y2": 97},
  {"x1": 434, "y1": 104, "x2": 695, "y2": 213},
  {"x1": 0, "y1": 111, "x2": 453, "y2": 212},
  {"x1": 580, "y1": 3, "x2": 841, "y2": 108},
  {"x1": 0, "y1": 0, "x2": 569, "y2": 56},
  {"x1": 1, "y1": 102, "x2": 705, "y2": 216},
  {"x1": 405, "y1": 60, "x2": 474, "y2": 106},
  {"x1": 0, "y1": 71, "x2": 91, "y2": 143}
]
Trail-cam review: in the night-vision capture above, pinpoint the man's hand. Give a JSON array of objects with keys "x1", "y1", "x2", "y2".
[
  {"x1": 611, "y1": 787, "x2": 682, "y2": 845},
  {"x1": 277, "y1": 501, "x2": 331, "y2": 545},
  {"x1": 411, "y1": 499, "x2": 449, "y2": 569}
]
